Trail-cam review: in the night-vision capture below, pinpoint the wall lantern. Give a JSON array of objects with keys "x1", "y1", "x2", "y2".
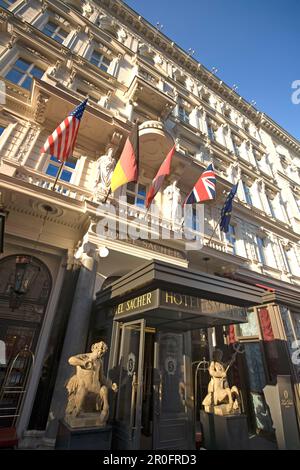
[{"x1": 9, "y1": 256, "x2": 41, "y2": 310}]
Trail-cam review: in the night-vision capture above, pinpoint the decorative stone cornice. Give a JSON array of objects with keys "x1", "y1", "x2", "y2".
[{"x1": 260, "y1": 114, "x2": 300, "y2": 154}]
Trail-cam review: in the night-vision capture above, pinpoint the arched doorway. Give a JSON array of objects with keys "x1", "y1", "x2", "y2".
[{"x1": 0, "y1": 255, "x2": 52, "y2": 428}]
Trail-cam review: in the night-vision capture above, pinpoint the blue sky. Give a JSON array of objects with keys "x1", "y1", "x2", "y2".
[{"x1": 125, "y1": 0, "x2": 300, "y2": 141}]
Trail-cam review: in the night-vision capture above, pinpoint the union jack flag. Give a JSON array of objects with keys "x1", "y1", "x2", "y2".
[
  {"x1": 185, "y1": 163, "x2": 216, "y2": 204},
  {"x1": 40, "y1": 99, "x2": 88, "y2": 162}
]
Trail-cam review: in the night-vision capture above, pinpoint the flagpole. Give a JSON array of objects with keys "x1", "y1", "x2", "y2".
[
  {"x1": 52, "y1": 162, "x2": 64, "y2": 191},
  {"x1": 103, "y1": 188, "x2": 112, "y2": 204},
  {"x1": 206, "y1": 215, "x2": 223, "y2": 246}
]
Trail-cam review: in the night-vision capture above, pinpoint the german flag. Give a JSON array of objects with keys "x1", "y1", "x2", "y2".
[{"x1": 110, "y1": 123, "x2": 139, "y2": 193}]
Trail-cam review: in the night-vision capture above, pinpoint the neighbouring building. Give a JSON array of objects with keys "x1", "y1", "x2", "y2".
[{"x1": 0, "y1": 0, "x2": 299, "y2": 450}]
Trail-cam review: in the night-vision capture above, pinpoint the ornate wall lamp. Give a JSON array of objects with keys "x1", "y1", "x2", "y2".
[{"x1": 9, "y1": 256, "x2": 41, "y2": 310}]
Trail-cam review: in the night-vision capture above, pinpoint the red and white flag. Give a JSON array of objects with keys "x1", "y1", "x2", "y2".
[
  {"x1": 40, "y1": 99, "x2": 88, "y2": 162},
  {"x1": 146, "y1": 145, "x2": 175, "y2": 209}
]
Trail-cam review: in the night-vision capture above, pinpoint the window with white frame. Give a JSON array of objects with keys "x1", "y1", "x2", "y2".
[
  {"x1": 0, "y1": 125, "x2": 6, "y2": 137},
  {"x1": 90, "y1": 50, "x2": 111, "y2": 73},
  {"x1": 0, "y1": 0, "x2": 16, "y2": 9},
  {"x1": 5, "y1": 58, "x2": 44, "y2": 90},
  {"x1": 225, "y1": 224, "x2": 237, "y2": 254},
  {"x1": 207, "y1": 119, "x2": 216, "y2": 141},
  {"x1": 255, "y1": 235, "x2": 266, "y2": 264},
  {"x1": 45, "y1": 156, "x2": 78, "y2": 184},
  {"x1": 42, "y1": 21, "x2": 68, "y2": 44},
  {"x1": 232, "y1": 135, "x2": 241, "y2": 157},
  {"x1": 126, "y1": 182, "x2": 146, "y2": 208},
  {"x1": 242, "y1": 181, "x2": 253, "y2": 205},
  {"x1": 178, "y1": 106, "x2": 190, "y2": 124}
]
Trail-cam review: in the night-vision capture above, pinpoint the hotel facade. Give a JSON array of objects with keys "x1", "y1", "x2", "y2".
[{"x1": 0, "y1": 0, "x2": 300, "y2": 450}]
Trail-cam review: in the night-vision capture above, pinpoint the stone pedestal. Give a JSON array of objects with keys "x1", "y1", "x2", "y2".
[
  {"x1": 64, "y1": 413, "x2": 106, "y2": 429},
  {"x1": 200, "y1": 411, "x2": 216, "y2": 449},
  {"x1": 201, "y1": 411, "x2": 249, "y2": 450},
  {"x1": 55, "y1": 420, "x2": 112, "y2": 450}
]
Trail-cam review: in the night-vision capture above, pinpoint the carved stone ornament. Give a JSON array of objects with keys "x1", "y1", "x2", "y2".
[
  {"x1": 65, "y1": 341, "x2": 117, "y2": 428},
  {"x1": 154, "y1": 54, "x2": 163, "y2": 66},
  {"x1": 117, "y1": 28, "x2": 128, "y2": 44},
  {"x1": 98, "y1": 14, "x2": 118, "y2": 35},
  {"x1": 202, "y1": 349, "x2": 241, "y2": 416},
  {"x1": 82, "y1": 2, "x2": 94, "y2": 18}
]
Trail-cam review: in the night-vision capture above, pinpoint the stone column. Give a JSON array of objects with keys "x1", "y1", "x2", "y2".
[{"x1": 45, "y1": 250, "x2": 98, "y2": 441}]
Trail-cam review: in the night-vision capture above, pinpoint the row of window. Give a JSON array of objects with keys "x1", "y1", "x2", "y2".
[
  {"x1": 0, "y1": 122, "x2": 297, "y2": 273},
  {"x1": 0, "y1": 121, "x2": 296, "y2": 224},
  {"x1": 178, "y1": 106, "x2": 269, "y2": 169},
  {"x1": 45, "y1": 158, "x2": 293, "y2": 271},
  {"x1": 225, "y1": 224, "x2": 295, "y2": 272},
  {"x1": 42, "y1": 20, "x2": 111, "y2": 73},
  {"x1": 4, "y1": 50, "x2": 111, "y2": 91},
  {"x1": 225, "y1": 225, "x2": 266, "y2": 263},
  {"x1": 240, "y1": 180, "x2": 290, "y2": 222}
]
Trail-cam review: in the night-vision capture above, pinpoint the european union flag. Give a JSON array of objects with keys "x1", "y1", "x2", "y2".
[{"x1": 220, "y1": 183, "x2": 239, "y2": 233}]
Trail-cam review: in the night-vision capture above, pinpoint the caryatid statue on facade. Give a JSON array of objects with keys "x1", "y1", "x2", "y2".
[
  {"x1": 162, "y1": 180, "x2": 182, "y2": 227},
  {"x1": 65, "y1": 341, "x2": 117, "y2": 428},
  {"x1": 93, "y1": 148, "x2": 116, "y2": 202}
]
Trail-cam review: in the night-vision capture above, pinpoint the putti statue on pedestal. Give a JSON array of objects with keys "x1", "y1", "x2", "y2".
[
  {"x1": 65, "y1": 341, "x2": 117, "y2": 428},
  {"x1": 202, "y1": 349, "x2": 240, "y2": 416}
]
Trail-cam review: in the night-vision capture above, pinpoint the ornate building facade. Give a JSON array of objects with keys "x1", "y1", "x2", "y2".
[{"x1": 0, "y1": 0, "x2": 299, "y2": 449}]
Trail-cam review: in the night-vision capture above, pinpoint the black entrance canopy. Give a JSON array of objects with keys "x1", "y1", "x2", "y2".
[{"x1": 95, "y1": 261, "x2": 265, "y2": 331}]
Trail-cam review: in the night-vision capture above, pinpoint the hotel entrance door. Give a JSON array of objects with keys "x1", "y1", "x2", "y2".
[{"x1": 110, "y1": 321, "x2": 194, "y2": 450}]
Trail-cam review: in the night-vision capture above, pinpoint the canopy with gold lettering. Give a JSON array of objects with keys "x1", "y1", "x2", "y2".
[{"x1": 95, "y1": 260, "x2": 265, "y2": 330}]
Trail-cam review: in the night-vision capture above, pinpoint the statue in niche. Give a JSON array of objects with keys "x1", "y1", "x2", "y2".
[
  {"x1": 162, "y1": 181, "x2": 182, "y2": 226},
  {"x1": 93, "y1": 148, "x2": 116, "y2": 202},
  {"x1": 65, "y1": 341, "x2": 117, "y2": 428},
  {"x1": 117, "y1": 28, "x2": 128, "y2": 44},
  {"x1": 202, "y1": 349, "x2": 240, "y2": 416},
  {"x1": 82, "y1": 2, "x2": 94, "y2": 18}
]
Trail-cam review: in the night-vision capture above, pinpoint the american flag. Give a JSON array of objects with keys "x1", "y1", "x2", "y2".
[
  {"x1": 40, "y1": 99, "x2": 88, "y2": 162},
  {"x1": 185, "y1": 163, "x2": 216, "y2": 204}
]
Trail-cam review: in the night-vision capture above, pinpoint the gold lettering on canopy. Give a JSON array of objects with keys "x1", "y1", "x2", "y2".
[{"x1": 112, "y1": 289, "x2": 247, "y2": 324}]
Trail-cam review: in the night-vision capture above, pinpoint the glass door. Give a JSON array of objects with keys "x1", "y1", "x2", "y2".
[{"x1": 114, "y1": 320, "x2": 145, "y2": 450}]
